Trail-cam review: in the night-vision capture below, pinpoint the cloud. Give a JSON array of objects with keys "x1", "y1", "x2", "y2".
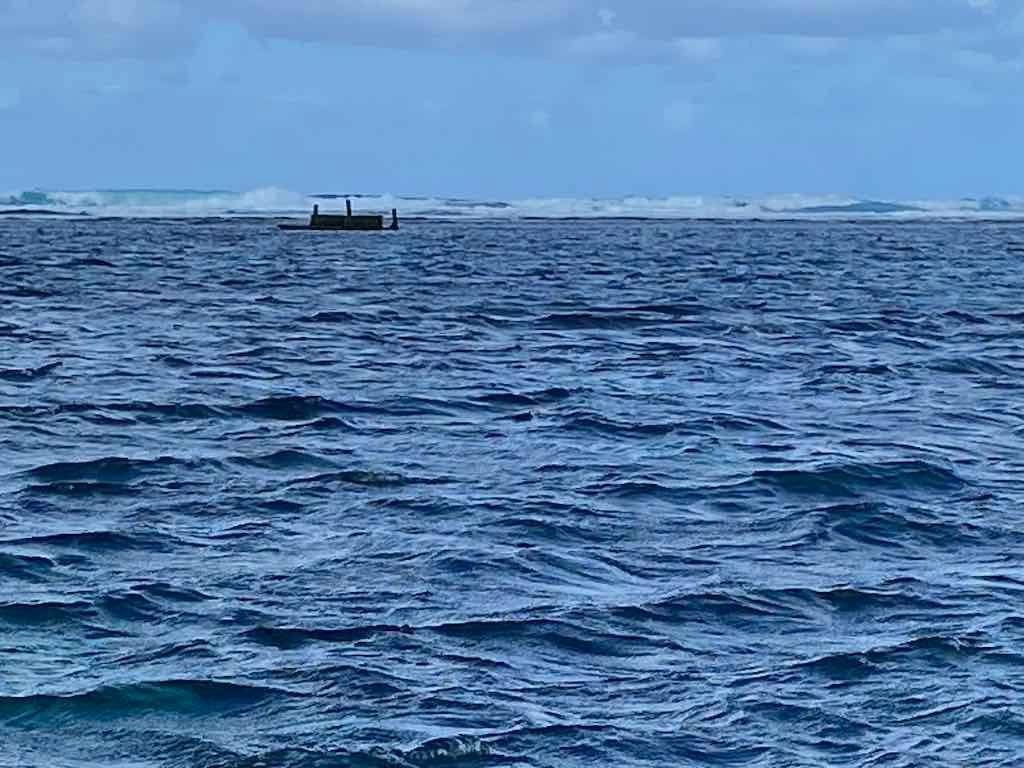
[
  {"x1": 674, "y1": 37, "x2": 723, "y2": 62},
  {"x1": 195, "y1": 0, "x2": 1019, "y2": 45},
  {"x1": 189, "y1": 0, "x2": 575, "y2": 49},
  {"x1": 2, "y1": 0, "x2": 1021, "y2": 61},
  {"x1": 609, "y1": 0, "x2": 1013, "y2": 38},
  {"x1": 563, "y1": 29, "x2": 638, "y2": 58},
  {"x1": 0, "y1": 0, "x2": 195, "y2": 58},
  {"x1": 781, "y1": 35, "x2": 845, "y2": 57}
]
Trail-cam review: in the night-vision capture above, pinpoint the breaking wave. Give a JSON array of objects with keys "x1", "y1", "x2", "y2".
[{"x1": 2, "y1": 187, "x2": 1022, "y2": 220}]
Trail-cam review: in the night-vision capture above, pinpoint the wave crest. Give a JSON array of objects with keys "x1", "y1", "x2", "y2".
[{"x1": 3, "y1": 188, "x2": 1024, "y2": 220}]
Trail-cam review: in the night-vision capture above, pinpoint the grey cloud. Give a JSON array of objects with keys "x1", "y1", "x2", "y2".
[
  {"x1": 0, "y1": 0, "x2": 196, "y2": 59},
  {"x1": 193, "y1": 0, "x2": 1018, "y2": 45},
  {"x1": 3, "y1": 0, "x2": 1021, "y2": 60},
  {"x1": 608, "y1": 0, "x2": 1009, "y2": 39},
  {"x1": 183, "y1": 0, "x2": 574, "y2": 51}
]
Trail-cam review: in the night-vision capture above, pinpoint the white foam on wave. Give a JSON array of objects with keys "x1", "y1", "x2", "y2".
[
  {"x1": 41, "y1": 187, "x2": 312, "y2": 216},
  {"x1": 2, "y1": 187, "x2": 1023, "y2": 220}
]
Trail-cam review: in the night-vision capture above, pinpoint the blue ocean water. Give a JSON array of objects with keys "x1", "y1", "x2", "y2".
[{"x1": 2, "y1": 216, "x2": 1024, "y2": 767}]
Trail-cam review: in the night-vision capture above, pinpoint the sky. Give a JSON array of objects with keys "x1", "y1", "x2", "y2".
[{"x1": 1, "y1": 0, "x2": 1022, "y2": 198}]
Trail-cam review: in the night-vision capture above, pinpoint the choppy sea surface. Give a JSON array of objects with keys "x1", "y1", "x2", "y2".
[{"x1": 2, "y1": 217, "x2": 1024, "y2": 767}]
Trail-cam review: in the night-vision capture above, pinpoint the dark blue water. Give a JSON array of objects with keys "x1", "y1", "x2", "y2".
[{"x1": 3, "y1": 217, "x2": 1024, "y2": 767}]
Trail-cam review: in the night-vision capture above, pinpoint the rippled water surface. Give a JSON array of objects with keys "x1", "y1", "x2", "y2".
[{"x1": 3, "y1": 218, "x2": 1024, "y2": 767}]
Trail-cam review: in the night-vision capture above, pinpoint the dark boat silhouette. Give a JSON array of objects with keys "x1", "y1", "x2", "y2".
[{"x1": 279, "y1": 200, "x2": 399, "y2": 231}]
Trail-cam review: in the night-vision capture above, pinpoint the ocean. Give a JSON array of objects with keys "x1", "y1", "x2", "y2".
[{"x1": 2, "y1": 211, "x2": 1024, "y2": 767}]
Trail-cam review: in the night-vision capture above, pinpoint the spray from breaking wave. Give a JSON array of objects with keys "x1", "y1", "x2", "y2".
[
  {"x1": 2, "y1": 187, "x2": 1022, "y2": 220},
  {"x1": 1, "y1": 188, "x2": 311, "y2": 217}
]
